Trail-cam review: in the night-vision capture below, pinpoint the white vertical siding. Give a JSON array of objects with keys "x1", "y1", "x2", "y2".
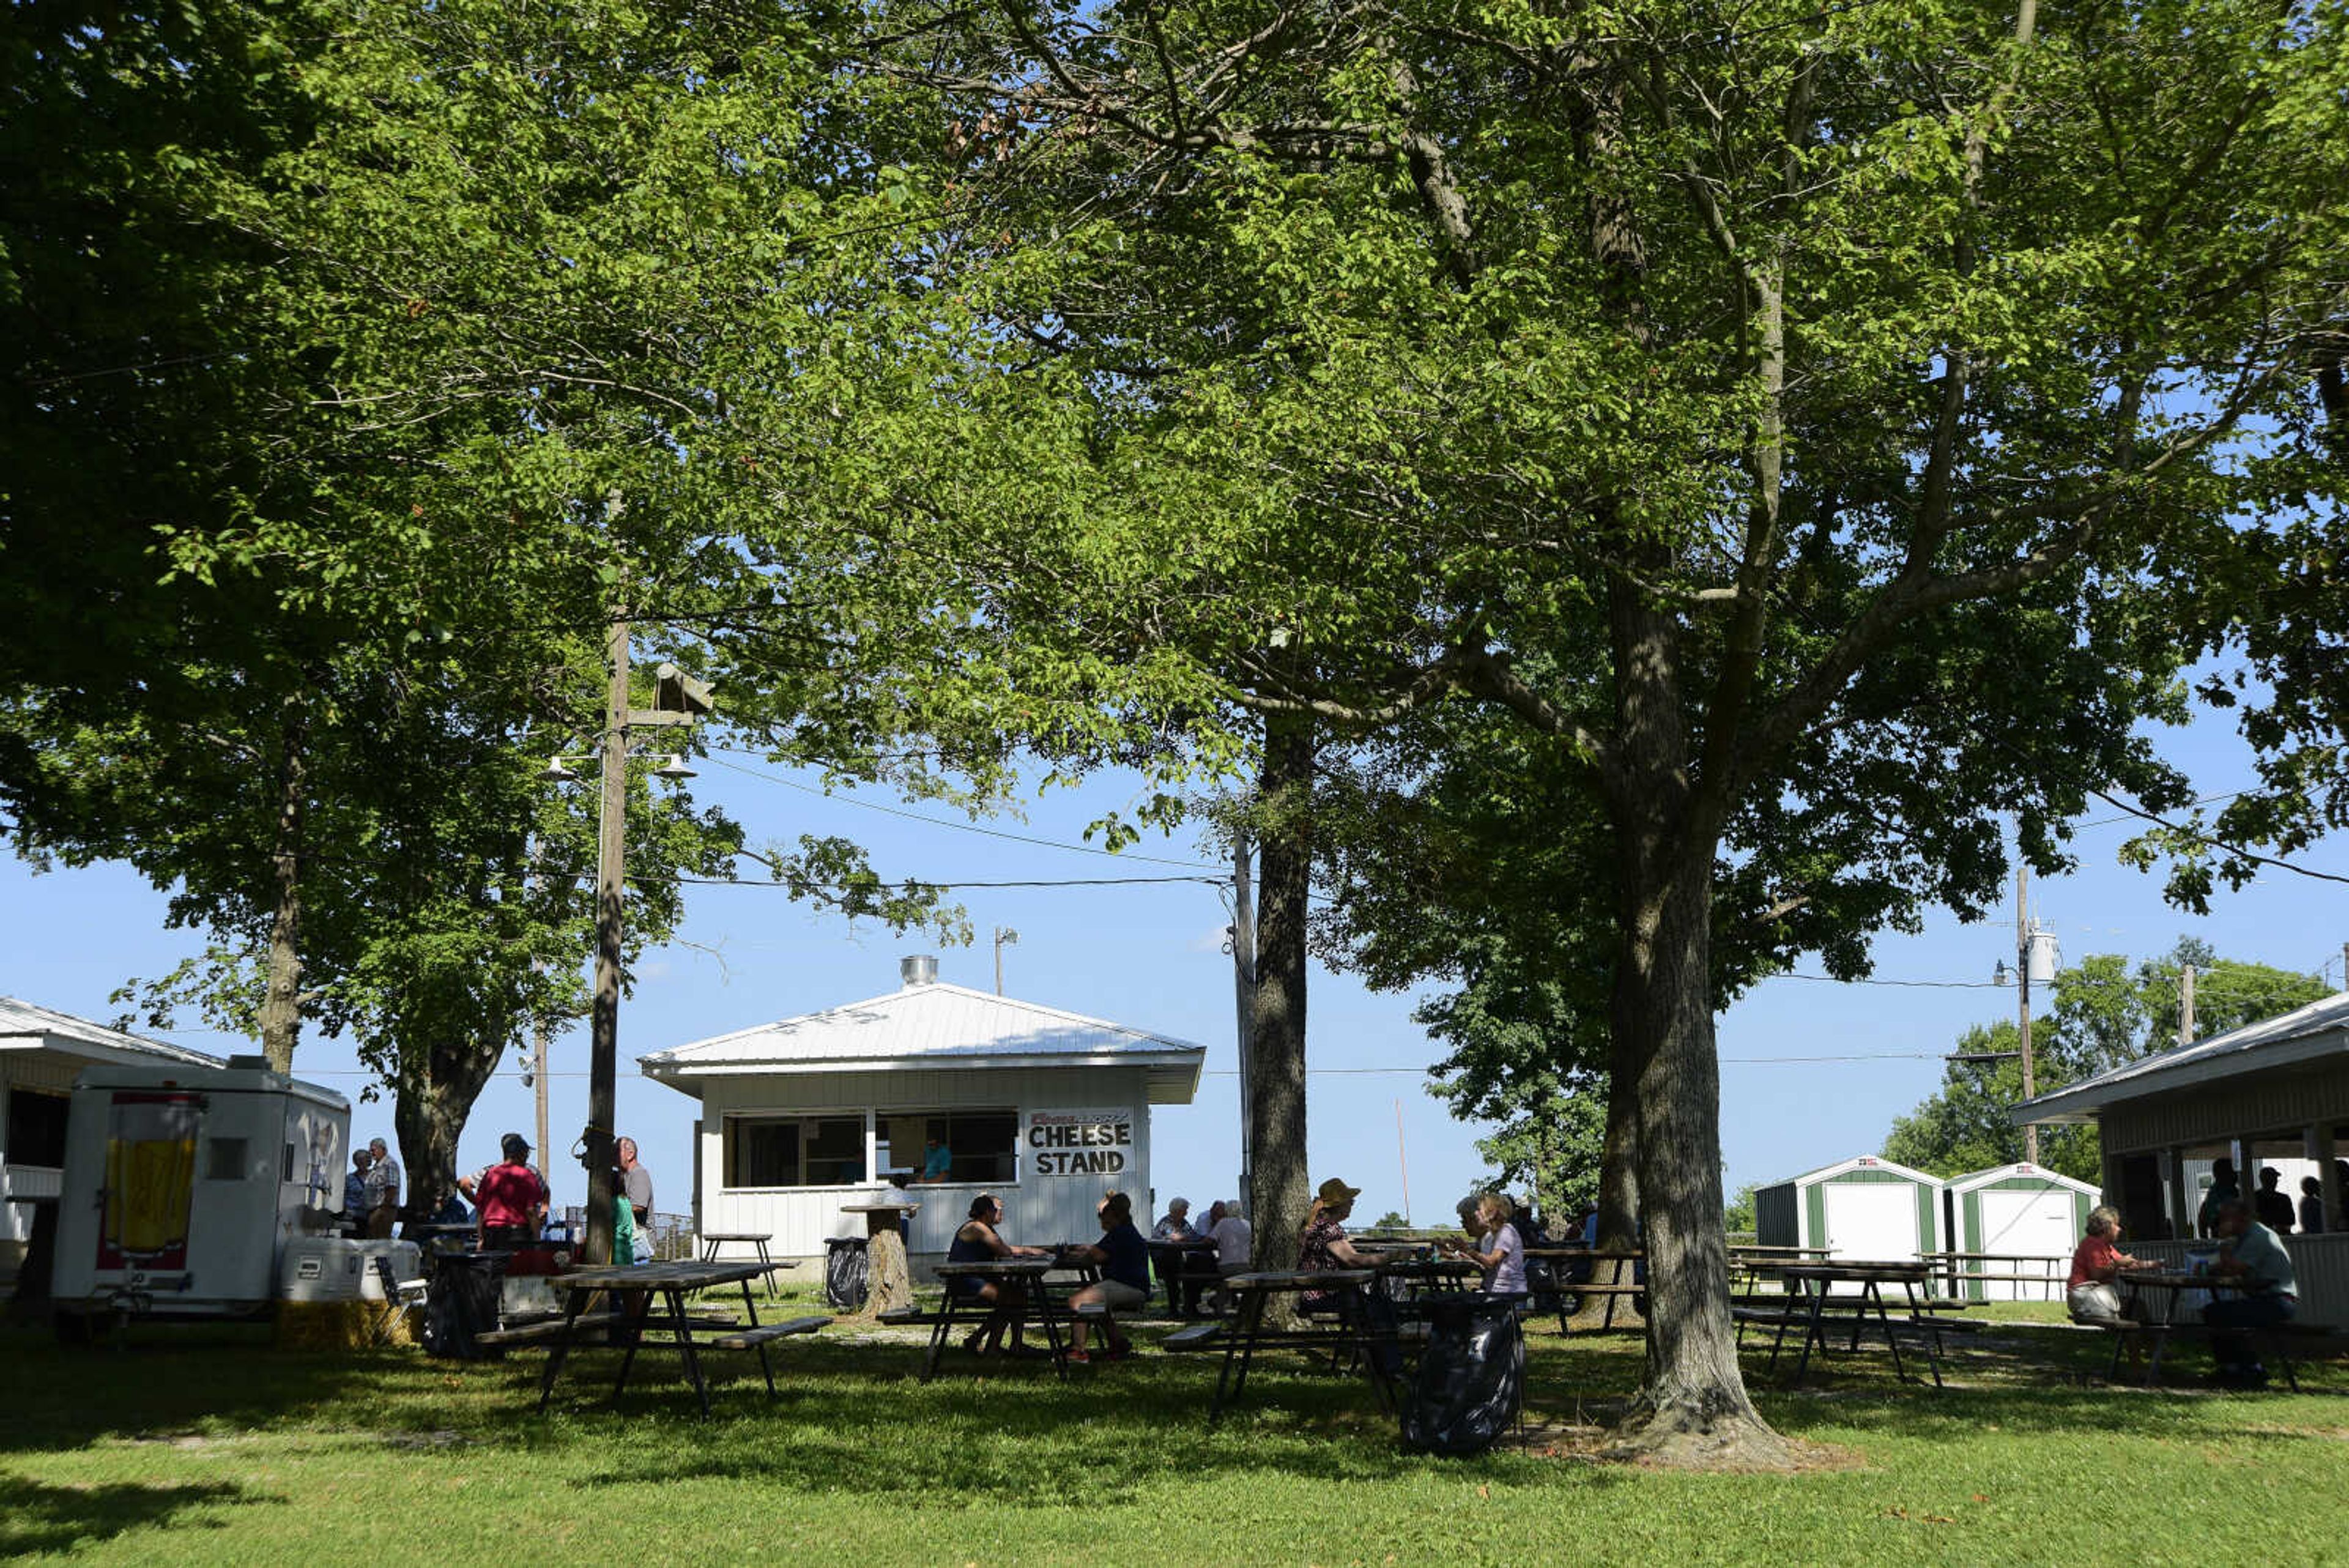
[
  {"x1": 674, "y1": 1063, "x2": 1163, "y2": 1268},
  {"x1": 2129, "y1": 1233, "x2": 2349, "y2": 1329}
]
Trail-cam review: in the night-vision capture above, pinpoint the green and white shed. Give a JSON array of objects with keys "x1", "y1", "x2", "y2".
[
  {"x1": 1753, "y1": 1155, "x2": 1944, "y2": 1271},
  {"x1": 1938, "y1": 1162, "x2": 2097, "y2": 1301}
]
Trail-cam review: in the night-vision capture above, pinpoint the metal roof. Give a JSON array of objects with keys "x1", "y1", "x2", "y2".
[
  {"x1": 639, "y1": 980, "x2": 1208, "y2": 1105},
  {"x1": 2012, "y1": 989, "x2": 2349, "y2": 1125},
  {"x1": 0, "y1": 997, "x2": 224, "y2": 1070},
  {"x1": 1942, "y1": 1161, "x2": 2099, "y2": 1195},
  {"x1": 1759, "y1": 1153, "x2": 1940, "y2": 1189}
]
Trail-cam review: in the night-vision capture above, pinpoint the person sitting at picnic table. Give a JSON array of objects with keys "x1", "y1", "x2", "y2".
[
  {"x1": 1066, "y1": 1191, "x2": 1149, "y2": 1364},
  {"x1": 1203, "y1": 1198, "x2": 1252, "y2": 1312},
  {"x1": 948, "y1": 1193, "x2": 1051, "y2": 1356},
  {"x1": 1445, "y1": 1192, "x2": 1529, "y2": 1298},
  {"x1": 1152, "y1": 1197, "x2": 1195, "y2": 1241},
  {"x1": 2066, "y1": 1205, "x2": 2150, "y2": 1323},
  {"x1": 1296, "y1": 1177, "x2": 1379, "y2": 1307},
  {"x1": 474, "y1": 1132, "x2": 547, "y2": 1252},
  {"x1": 2208, "y1": 1199, "x2": 2298, "y2": 1387}
]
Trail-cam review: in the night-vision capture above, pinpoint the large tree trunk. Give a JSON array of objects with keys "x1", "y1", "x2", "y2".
[
  {"x1": 257, "y1": 700, "x2": 308, "y2": 1074},
  {"x1": 1567, "y1": 1061, "x2": 1644, "y2": 1331},
  {"x1": 1598, "y1": 538, "x2": 1787, "y2": 1466},
  {"x1": 394, "y1": 1030, "x2": 505, "y2": 1228},
  {"x1": 1609, "y1": 852, "x2": 1786, "y2": 1465},
  {"x1": 1246, "y1": 717, "x2": 1313, "y2": 1306}
]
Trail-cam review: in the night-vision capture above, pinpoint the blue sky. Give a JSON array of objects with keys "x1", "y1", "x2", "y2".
[{"x1": 4, "y1": 703, "x2": 2340, "y2": 1233}]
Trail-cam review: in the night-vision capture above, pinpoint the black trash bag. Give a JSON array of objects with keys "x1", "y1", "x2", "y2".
[
  {"x1": 1399, "y1": 1293, "x2": 1524, "y2": 1457},
  {"x1": 421, "y1": 1252, "x2": 508, "y2": 1361},
  {"x1": 824, "y1": 1236, "x2": 871, "y2": 1311}
]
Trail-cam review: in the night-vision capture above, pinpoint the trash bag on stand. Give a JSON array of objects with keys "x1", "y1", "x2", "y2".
[
  {"x1": 825, "y1": 1236, "x2": 870, "y2": 1310},
  {"x1": 1399, "y1": 1293, "x2": 1524, "y2": 1457},
  {"x1": 422, "y1": 1251, "x2": 508, "y2": 1361}
]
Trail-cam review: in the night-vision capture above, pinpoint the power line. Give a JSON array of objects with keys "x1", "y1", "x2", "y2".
[{"x1": 702, "y1": 749, "x2": 1223, "y2": 871}]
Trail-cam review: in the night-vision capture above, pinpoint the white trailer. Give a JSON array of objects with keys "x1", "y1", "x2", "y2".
[{"x1": 52, "y1": 1055, "x2": 349, "y2": 1327}]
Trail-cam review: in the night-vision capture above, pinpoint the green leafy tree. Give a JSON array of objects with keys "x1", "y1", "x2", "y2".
[{"x1": 918, "y1": 0, "x2": 2349, "y2": 1464}]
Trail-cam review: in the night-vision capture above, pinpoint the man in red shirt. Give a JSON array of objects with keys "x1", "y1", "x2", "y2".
[{"x1": 473, "y1": 1132, "x2": 548, "y2": 1252}]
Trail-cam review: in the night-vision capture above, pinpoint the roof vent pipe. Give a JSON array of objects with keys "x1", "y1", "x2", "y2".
[{"x1": 900, "y1": 954, "x2": 938, "y2": 988}]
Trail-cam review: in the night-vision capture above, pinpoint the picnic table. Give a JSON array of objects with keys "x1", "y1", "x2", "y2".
[
  {"x1": 527, "y1": 1259, "x2": 829, "y2": 1416},
  {"x1": 1371, "y1": 1255, "x2": 1479, "y2": 1301},
  {"x1": 921, "y1": 1256, "x2": 1091, "y2": 1380},
  {"x1": 1761, "y1": 1260, "x2": 1965, "y2": 1388},
  {"x1": 2106, "y1": 1270, "x2": 2303, "y2": 1389},
  {"x1": 1920, "y1": 1250, "x2": 2070, "y2": 1299},
  {"x1": 696, "y1": 1230, "x2": 787, "y2": 1295},
  {"x1": 1147, "y1": 1236, "x2": 1217, "y2": 1316},
  {"x1": 1525, "y1": 1246, "x2": 1644, "y2": 1332},
  {"x1": 1208, "y1": 1269, "x2": 1397, "y2": 1425}
]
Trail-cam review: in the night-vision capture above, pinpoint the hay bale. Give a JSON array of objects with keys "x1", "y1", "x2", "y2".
[{"x1": 274, "y1": 1300, "x2": 410, "y2": 1350}]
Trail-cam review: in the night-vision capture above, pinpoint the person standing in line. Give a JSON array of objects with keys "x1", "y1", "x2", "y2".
[
  {"x1": 474, "y1": 1133, "x2": 547, "y2": 1252},
  {"x1": 2252, "y1": 1166, "x2": 2296, "y2": 1233},
  {"x1": 2197, "y1": 1157, "x2": 2240, "y2": 1238},
  {"x1": 363, "y1": 1137, "x2": 402, "y2": 1239},
  {"x1": 2299, "y1": 1176, "x2": 2325, "y2": 1237},
  {"x1": 617, "y1": 1136, "x2": 655, "y2": 1264}
]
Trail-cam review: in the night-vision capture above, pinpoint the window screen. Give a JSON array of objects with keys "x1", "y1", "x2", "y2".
[{"x1": 724, "y1": 1116, "x2": 866, "y2": 1188}]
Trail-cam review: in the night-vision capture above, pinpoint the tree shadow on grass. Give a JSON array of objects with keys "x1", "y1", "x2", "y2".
[
  {"x1": 0, "y1": 1474, "x2": 254, "y2": 1557},
  {"x1": 527, "y1": 1336, "x2": 1635, "y2": 1500}
]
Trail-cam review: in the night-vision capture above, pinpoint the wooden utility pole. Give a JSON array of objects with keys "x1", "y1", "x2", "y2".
[
  {"x1": 1231, "y1": 830, "x2": 1256, "y2": 1213},
  {"x1": 2180, "y1": 964, "x2": 2197, "y2": 1046},
  {"x1": 2017, "y1": 868, "x2": 2038, "y2": 1166},
  {"x1": 585, "y1": 608, "x2": 629, "y2": 1267},
  {"x1": 1394, "y1": 1099, "x2": 1411, "y2": 1227}
]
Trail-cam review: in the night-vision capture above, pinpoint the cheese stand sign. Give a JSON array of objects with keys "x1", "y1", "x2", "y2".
[{"x1": 1024, "y1": 1108, "x2": 1132, "y2": 1176}]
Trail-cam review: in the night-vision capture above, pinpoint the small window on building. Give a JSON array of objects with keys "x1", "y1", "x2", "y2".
[
  {"x1": 204, "y1": 1137, "x2": 250, "y2": 1181},
  {"x1": 724, "y1": 1116, "x2": 867, "y2": 1189},
  {"x1": 877, "y1": 1110, "x2": 1018, "y2": 1184},
  {"x1": 4, "y1": 1087, "x2": 70, "y2": 1169}
]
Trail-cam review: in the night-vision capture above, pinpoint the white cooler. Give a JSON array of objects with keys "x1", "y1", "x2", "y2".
[{"x1": 278, "y1": 1237, "x2": 367, "y2": 1302}]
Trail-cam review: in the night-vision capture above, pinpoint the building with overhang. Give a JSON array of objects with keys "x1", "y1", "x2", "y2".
[
  {"x1": 639, "y1": 957, "x2": 1207, "y2": 1267},
  {"x1": 2, "y1": 997, "x2": 223, "y2": 1277},
  {"x1": 2013, "y1": 988, "x2": 2349, "y2": 1326}
]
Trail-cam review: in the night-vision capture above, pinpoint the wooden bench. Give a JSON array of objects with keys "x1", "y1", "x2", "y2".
[
  {"x1": 477, "y1": 1313, "x2": 626, "y2": 1347},
  {"x1": 2076, "y1": 1317, "x2": 2338, "y2": 1391},
  {"x1": 1162, "y1": 1321, "x2": 1225, "y2": 1351},
  {"x1": 876, "y1": 1306, "x2": 946, "y2": 1326},
  {"x1": 708, "y1": 1315, "x2": 833, "y2": 1351}
]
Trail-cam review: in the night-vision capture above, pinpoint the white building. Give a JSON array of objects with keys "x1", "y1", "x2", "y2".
[
  {"x1": 2, "y1": 997, "x2": 222, "y2": 1279},
  {"x1": 639, "y1": 957, "x2": 1207, "y2": 1268}
]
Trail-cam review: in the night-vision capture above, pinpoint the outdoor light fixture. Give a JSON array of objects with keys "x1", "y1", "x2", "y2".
[
  {"x1": 652, "y1": 753, "x2": 697, "y2": 780},
  {"x1": 538, "y1": 756, "x2": 581, "y2": 782},
  {"x1": 1992, "y1": 959, "x2": 2012, "y2": 987}
]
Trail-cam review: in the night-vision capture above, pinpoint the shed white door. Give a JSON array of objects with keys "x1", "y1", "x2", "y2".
[
  {"x1": 1823, "y1": 1183, "x2": 1919, "y2": 1268},
  {"x1": 1976, "y1": 1191, "x2": 2074, "y2": 1301}
]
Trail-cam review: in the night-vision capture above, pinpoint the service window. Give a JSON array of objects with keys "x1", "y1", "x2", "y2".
[
  {"x1": 724, "y1": 1116, "x2": 867, "y2": 1188},
  {"x1": 878, "y1": 1110, "x2": 1019, "y2": 1184},
  {"x1": 4, "y1": 1087, "x2": 69, "y2": 1168}
]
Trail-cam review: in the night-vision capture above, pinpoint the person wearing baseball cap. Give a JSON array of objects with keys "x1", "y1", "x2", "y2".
[{"x1": 474, "y1": 1133, "x2": 547, "y2": 1252}]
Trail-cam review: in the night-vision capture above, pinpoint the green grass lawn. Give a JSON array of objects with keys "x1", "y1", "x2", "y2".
[{"x1": 2, "y1": 1292, "x2": 2342, "y2": 1567}]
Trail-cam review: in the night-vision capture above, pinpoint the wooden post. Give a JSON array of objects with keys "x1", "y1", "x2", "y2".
[{"x1": 584, "y1": 606, "x2": 628, "y2": 1268}]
